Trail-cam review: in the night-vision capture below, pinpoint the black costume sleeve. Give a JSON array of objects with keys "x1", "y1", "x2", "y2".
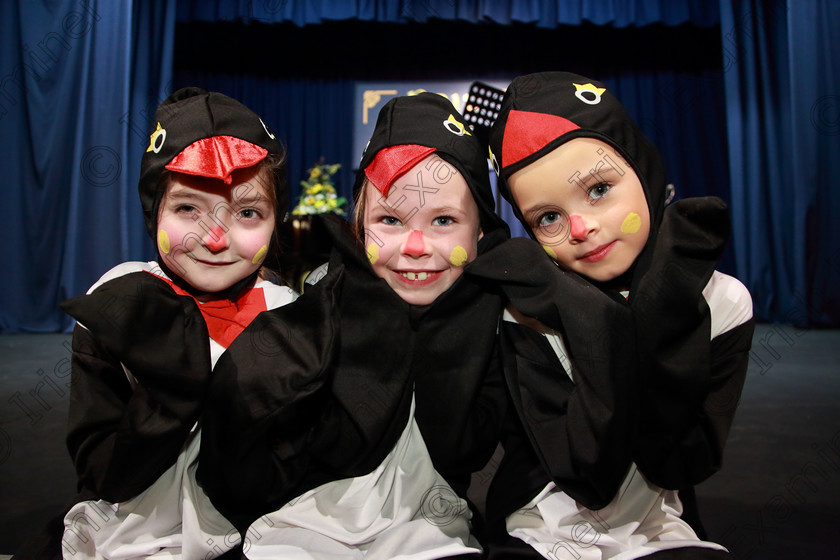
[
  {"x1": 630, "y1": 197, "x2": 754, "y2": 489},
  {"x1": 197, "y1": 267, "x2": 340, "y2": 528},
  {"x1": 413, "y1": 259, "x2": 508, "y2": 494},
  {"x1": 200, "y1": 216, "x2": 511, "y2": 525},
  {"x1": 199, "y1": 216, "x2": 420, "y2": 527},
  {"x1": 299, "y1": 216, "x2": 506, "y2": 491},
  {"x1": 60, "y1": 272, "x2": 212, "y2": 502},
  {"x1": 301, "y1": 238, "x2": 417, "y2": 480},
  {"x1": 415, "y1": 342, "x2": 506, "y2": 489},
  {"x1": 481, "y1": 394, "x2": 551, "y2": 540},
  {"x1": 706, "y1": 320, "x2": 753, "y2": 460},
  {"x1": 468, "y1": 238, "x2": 637, "y2": 510}
]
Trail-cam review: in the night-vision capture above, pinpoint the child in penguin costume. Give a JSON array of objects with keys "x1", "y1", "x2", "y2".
[
  {"x1": 197, "y1": 92, "x2": 510, "y2": 559},
  {"x1": 37, "y1": 88, "x2": 297, "y2": 560},
  {"x1": 466, "y1": 71, "x2": 755, "y2": 559}
]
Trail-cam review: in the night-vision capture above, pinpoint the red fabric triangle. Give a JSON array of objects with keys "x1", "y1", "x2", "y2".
[
  {"x1": 365, "y1": 144, "x2": 436, "y2": 196},
  {"x1": 501, "y1": 110, "x2": 580, "y2": 169},
  {"x1": 155, "y1": 273, "x2": 267, "y2": 348},
  {"x1": 165, "y1": 136, "x2": 268, "y2": 184}
]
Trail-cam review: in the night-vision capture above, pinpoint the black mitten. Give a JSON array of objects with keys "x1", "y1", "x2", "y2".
[
  {"x1": 468, "y1": 237, "x2": 637, "y2": 508},
  {"x1": 630, "y1": 196, "x2": 731, "y2": 488}
]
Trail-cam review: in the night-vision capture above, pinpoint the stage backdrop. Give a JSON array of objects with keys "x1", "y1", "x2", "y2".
[
  {"x1": 350, "y1": 80, "x2": 526, "y2": 236},
  {"x1": 2, "y1": 0, "x2": 838, "y2": 330},
  {"x1": 1, "y1": 0, "x2": 174, "y2": 333},
  {"x1": 352, "y1": 80, "x2": 509, "y2": 159}
]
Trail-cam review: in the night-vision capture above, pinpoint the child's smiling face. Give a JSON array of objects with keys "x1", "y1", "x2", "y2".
[
  {"x1": 363, "y1": 154, "x2": 482, "y2": 305},
  {"x1": 157, "y1": 165, "x2": 275, "y2": 298},
  {"x1": 508, "y1": 137, "x2": 650, "y2": 283}
]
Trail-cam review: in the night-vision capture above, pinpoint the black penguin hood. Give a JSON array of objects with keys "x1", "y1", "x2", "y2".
[
  {"x1": 488, "y1": 71, "x2": 669, "y2": 285},
  {"x1": 138, "y1": 87, "x2": 284, "y2": 240},
  {"x1": 356, "y1": 92, "x2": 509, "y2": 242}
]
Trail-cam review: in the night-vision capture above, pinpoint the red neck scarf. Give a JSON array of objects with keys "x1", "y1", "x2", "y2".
[{"x1": 155, "y1": 273, "x2": 267, "y2": 348}]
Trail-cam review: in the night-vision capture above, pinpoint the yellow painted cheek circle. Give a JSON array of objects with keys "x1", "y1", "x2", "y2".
[
  {"x1": 621, "y1": 212, "x2": 642, "y2": 234},
  {"x1": 542, "y1": 245, "x2": 558, "y2": 261},
  {"x1": 158, "y1": 230, "x2": 170, "y2": 254},
  {"x1": 366, "y1": 243, "x2": 379, "y2": 265},
  {"x1": 252, "y1": 245, "x2": 268, "y2": 265},
  {"x1": 450, "y1": 245, "x2": 468, "y2": 266}
]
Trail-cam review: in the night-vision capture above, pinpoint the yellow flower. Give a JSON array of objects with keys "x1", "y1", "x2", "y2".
[{"x1": 293, "y1": 161, "x2": 346, "y2": 215}]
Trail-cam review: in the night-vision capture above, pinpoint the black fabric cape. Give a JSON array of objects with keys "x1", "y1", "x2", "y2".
[
  {"x1": 61, "y1": 271, "x2": 213, "y2": 501},
  {"x1": 198, "y1": 214, "x2": 508, "y2": 531},
  {"x1": 15, "y1": 270, "x2": 219, "y2": 559},
  {"x1": 470, "y1": 71, "x2": 755, "y2": 534},
  {"x1": 469, "y1": 221, "x2": 754, "y2": 532},
  {"x1": 468, "y1": 238, "x2": 637, "y2": 518}
]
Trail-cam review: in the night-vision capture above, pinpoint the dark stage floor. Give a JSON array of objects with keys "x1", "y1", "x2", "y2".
[{"x1": 1, "y1": 324, "x2": 839, "y2": 557}]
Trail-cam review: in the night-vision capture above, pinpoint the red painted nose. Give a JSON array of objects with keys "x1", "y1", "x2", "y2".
[
  {"x1": 204, "y1": 225, "x2": 227, "y2": 251},
  {"x1": 569, "y1": 214, "x2": 587, "y2": 240},
  {"x1": 403, "y1": 229, "x2": 426, "y2": 256}
]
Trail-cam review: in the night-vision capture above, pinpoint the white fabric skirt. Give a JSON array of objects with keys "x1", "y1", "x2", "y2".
[{"x1": 243, "y1": 397, "x2": 481, "y2": 560}]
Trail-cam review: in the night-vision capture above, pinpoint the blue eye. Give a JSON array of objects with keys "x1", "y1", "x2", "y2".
[
  {"x1": 381, "y1": 216, "x2": 401, "y2": 226},
  {"x1": 588, "y1": 183, "x2": 611, "y2": 200},
  {"x1": 433, "y1": 216, "x2": 454, "y2": 226},
  {"x1": 539, "y1": 211, "x2": 562, "y2": 227}
]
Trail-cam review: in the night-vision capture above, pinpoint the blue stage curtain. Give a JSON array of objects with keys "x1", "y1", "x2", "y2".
[
  {"x1": 173, "y1": 72, "x2": 730, "y2": 273},
  {"x1": 0, "y1": 0, "x2": 174, "y2": 333},
  {"x1": 4, "y1": 0, "x2": 838, "y2": 332},
  {"x1": 176, "y1": 0, "x2": 719, "y2": 28},
  {"x1": 590, "y1": 70, "x2": 736, "y2": 274},
  {"x1": 720, "y1": 0, "x2": 840, "y2": 326}
]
